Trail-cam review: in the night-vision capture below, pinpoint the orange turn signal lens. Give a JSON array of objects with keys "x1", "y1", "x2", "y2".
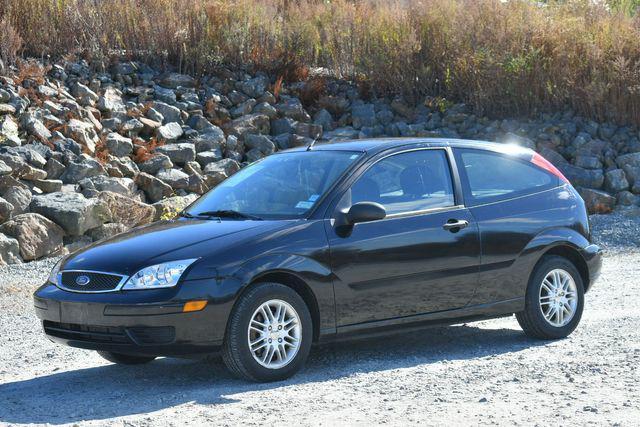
[{"x1": 183, "y1": 300, "x2": 208, "y2": 313}]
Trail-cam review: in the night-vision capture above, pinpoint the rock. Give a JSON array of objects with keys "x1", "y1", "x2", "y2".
[
  {"x1": 98, "y1": 86, "x2": 126, "y2": 113},
  {"x1": 558, "y1": 164, "x2": 604, "y2": 189},
  {"x1": 86, "y1": 222, "x2": 129, "y2": 242},
  {"x1": 60, "y1": 158, "x2": 106, "y2": 183},
  {"x1": 231, "y1": 99, "x2": 257, "y2": 118},
  {"x1": 156, "y1": 122, "x2": 184, "y2": 142},
  {"x1": 240, "y1": 76, "x2": 268, "y2": 98},
  {"x1": 351, "y1": 103, "x2": 377, "y2": 129},
  {"x1": 313, "y1": 109, "x2": 334, "y2": 131},
  {"x1": 252, "y1": 102, "x2": 277, "y2": 118},
  {"x1": 0, "y1": 116, "x2": 20, "y2": 146},
  {"x1": 0, "y1": 197, "x2": 13, "y2": 223},
  {"x1": 574, "y1": 155, "x2": 602, "y2": 170},
  {"x1": 64, "y1": 235, "x2": 93, "y2": 253},
  {"x1": 0, "y1": 89, "x2": 9, "y2": 103},
  {"x1": 617, "y1": 191, "x2": 640, "y2": 206},
  {"x1": 204, "y1": 158, "x2": 241, "y2": 186},
  {"x1": 73, "y1": 83, "x2": 99, "y2": 106},
  {"x1": 0, "y1": 104, "x2": 17, "y2": 115},
  {"x1": 295, "y1": 122, "x2": 323, "y2": 139},
  {"x1": 65, "y1": 119, "x2": 98, "y2": 153},
  {"x1": 0, "y1": 233, "x2": 21, "y2": 265},
  {"x1": 244, "y1": 134, "x2": 275, "y2": 155},
  {"x1": 105, "y1": 133, "x2": 133, "y2": 157},
  {"x1": 271, "y1": 117, "x2": 296, "y2": 136},
  {"x1": 196, "y1": 150, "x2": 223, "y2": 168},
  {"x1": 80, "y1": 175, "x2": 136, "y2": 196},
  {"x1": 223, "y1": 114, "x2": 270, "y2": 139},
  {"x1": 153, "y1": 194, "x2": 199, "y2": 220},
  {"x1": 32, "y1": 179, "x2": 63, "y2": 193},
  {"x1": 276, "y1": 98, "x2": 310, "y2": 121},
  {"x1": 30, "y1": 192, "x2": 112, "y2": 236},
  {"x1": 135, "y1": 172, "x2": 173, "y2": 203},
  {"x1": 318, "y1": 95, "x2": 350, "y2": 116},
  {"x1": 160, "y1": 73, "x2": 196, "y2": 89},
  {"x1": 97, "y1": 191, "x2": 155, "y2": 227},
  {"x1": 44, "y1": 158, "x2": 65, "y2": 179},
  {"x1": 1, "y1": 185, "x2": 31, "y2": 215},
  {"x1": 153, "y1": 85, "x2": 177, "y2": 104},
  {"x1": 538, "y1": 148, "x2": 567, "y2": 167},
  {"x1": 155, "y1": 143, "x2": 196, "y2": 165},
  {"x1": 617, "y1": 152, "x2": 640, "y2": 170},
  {"x1": 139, "y1": 154, "x2": 173, "y2": 175},
  {"x1": 151, "y1": 101, "x2": 182, "y2": 124},
  {"x1": 578, "y1": 188, "x2": 616, "y2": 214},
  {"x1": 604, "y1": 169, "x2": 629, "y2": 193},
  {"x1": 0, "y1": 160, "x2": 11, "y2": 176},
  {"x1": 0, "y1": 213, "x2": 64, "y2": 260},
  {"x1": 156, "y1": 168, "x2": 190, "y2": 190},
  {"x1": 24, "y1": 116, "x2": 51, "y2": 142}
]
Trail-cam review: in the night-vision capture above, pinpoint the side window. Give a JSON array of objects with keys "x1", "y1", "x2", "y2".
[
  {"x1": 346, "y1": 150, "x2": 455, "y2": 215},
  {"x1": 457, "y1": 149, "x2": 555, "y2": 204}
]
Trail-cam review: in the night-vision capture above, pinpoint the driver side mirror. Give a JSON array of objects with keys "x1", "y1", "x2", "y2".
[
  {"x1": 347, "y1": 202, "x2": 386, "y2": 224},
  {"x1": 335, "y1": 201, "x2": 386, "y2": 237}
]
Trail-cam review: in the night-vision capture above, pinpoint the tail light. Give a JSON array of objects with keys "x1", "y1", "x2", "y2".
[{"x1": 531, "y1": 153, "x2": 570, "y2": 184}]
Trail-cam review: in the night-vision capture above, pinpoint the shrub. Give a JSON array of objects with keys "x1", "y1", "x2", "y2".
[{"x1": 2, "y1": 0, "x2": 640, "y2": 125}]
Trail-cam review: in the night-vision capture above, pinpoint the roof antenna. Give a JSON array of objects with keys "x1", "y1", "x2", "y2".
[{"x1": 306, "y1": 137, "x2": 317, "y2": 151}]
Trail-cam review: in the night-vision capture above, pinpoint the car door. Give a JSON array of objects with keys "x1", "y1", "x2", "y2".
[{"x1": 326, "y1": 148, "x2": 481, "y2": 327}]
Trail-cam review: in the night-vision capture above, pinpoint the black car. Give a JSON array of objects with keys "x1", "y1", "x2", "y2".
[{"x1": 34, "y1": 138, "x2": 602, "y2": 382}]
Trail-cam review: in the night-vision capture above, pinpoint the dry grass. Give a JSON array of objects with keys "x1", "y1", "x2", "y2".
[{"x1": 2, "y1": 0, "x2": 640, "y2": 124}]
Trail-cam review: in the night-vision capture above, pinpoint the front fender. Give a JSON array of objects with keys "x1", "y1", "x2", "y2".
[{"x1": 218, "y1": 252, "x2": 336, "y2": 335}]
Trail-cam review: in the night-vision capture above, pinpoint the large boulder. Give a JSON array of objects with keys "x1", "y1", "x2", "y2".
[
  {"x1": 156, "y1": 168, "x2": 190, "y2": 190},
  {"x1": 156, "y1": 122, "x2": 184, "y2": 142},
  {"x1": 558, "y1": 164, "x2": 604, "y2": 189},
  {"x1": 578, "y1": 188, "x2": 616, "y2": 214},
  {"x1": 204, "y1": 159, "x2": 241, "y2": 186},
  {"x1": 155, "y1": 143, "x2": 196, "y2": 165},
  {"x1": 222, "y1": 114, "x2": 270, "y2": 139},
  {"x1": 60, "y1": 158, "x2": 106, "y2": 183},
  {"x1": 98, "y1": 87, "x2": 126, "y2": 113},
  {"x1": 64, "y1": 119, "x2": 99, "y2": 153},
  {"x1": 86, "y1": 222, "x2": 129, "y2": 242},
  {"x1": 0, "y1": 213, "x2": 64, "y2": 261},
  {"x1": 135, "y1": 172, "x2": 174, "y2": 203},
  {"x1": 0, "y1": 233, "x2": 21, "y2": 265},
  {"x1": 604, "y1": 169, "x2": 629, "y2": 193},
  {"x1": 153, "y1": 194, "x2": 199, "y2": 220},
  {"x1": 616, "y1": 152, "x2": 640, "y2": 170},
  {"x1": 160, "y1": 73, "x2": 196, "y2": 89},
  {"x1": 151, "y1": 101, "x2": 181, "y2": 124},
  {"x1": 105, "y1": 133, "x2": 133, "y2": 157},
  {"x1": 97, "y1": 191, "x2": 155, "y2": 227},
  {"x1": 79, "y1": 175, "x2": 137, "y2": 196},
  {"x1": 138, "y1": 154, "x2": 173, "y2": 175},
  {"x1": 0, "y1": 196, "x2": 13, "y2": 223},
  {"x1": 30, "y1": 192, "x2": 112, "y2": 236}
]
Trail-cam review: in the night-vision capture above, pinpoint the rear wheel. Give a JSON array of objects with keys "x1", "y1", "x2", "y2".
[
  {"x1": 222, "y1": 283, "x2": 313, "y2": 382},
  {"x1": 97, "y1": 351, "x2": 156, "y2": 365},
  {"x1": 516, "y1": 255, "x2": 585, "y2": 340}
]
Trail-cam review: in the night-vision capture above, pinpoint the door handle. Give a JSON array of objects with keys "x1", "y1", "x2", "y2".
[{"x1": 443, "y1": 219, "x2": 469, "y2": 232}]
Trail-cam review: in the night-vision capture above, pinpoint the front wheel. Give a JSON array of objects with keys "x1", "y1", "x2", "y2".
[
  {"x1": 222, "y1": 283, "x2": 313, "y2": 382},
  {"x1": 516, "y1": 255, "x2": 585, "y2": 340},
  {"x1": 97, "y1": 351, "x2": 156, "y2": 365}
]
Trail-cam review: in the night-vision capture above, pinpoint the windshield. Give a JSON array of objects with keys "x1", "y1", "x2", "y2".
[{"x1": 185, "y1": 151, "x2": 362, "y2": 219}]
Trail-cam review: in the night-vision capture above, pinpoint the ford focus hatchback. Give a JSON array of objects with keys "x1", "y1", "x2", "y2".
[{"x1": 34, "y1": 138, "x2": 602, "y2": 382}]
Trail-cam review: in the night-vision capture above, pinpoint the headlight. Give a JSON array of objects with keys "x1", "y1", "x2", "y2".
[
  {"x1": 122, "y1": 259, "x2": 198, "y2": 290},
  {"x1": 49, "y1": 258, "x2": 64, "y2": 284}
]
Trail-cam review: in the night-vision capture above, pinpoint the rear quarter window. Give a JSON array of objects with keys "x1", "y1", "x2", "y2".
[{"x1": 455, "y1": 148, "x2": 558, "y2": 206}]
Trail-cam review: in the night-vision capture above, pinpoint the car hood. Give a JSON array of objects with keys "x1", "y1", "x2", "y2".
[{"x1": 61, "y1": 219, "x2": 283, "y2": 276}]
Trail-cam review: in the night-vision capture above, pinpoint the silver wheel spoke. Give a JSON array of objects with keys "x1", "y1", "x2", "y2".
[
  {"x1": 248, "y1": 299, "x2": 302, "y2": 370},
  {"x1": 538, "y1": 269, "x2": 578, "y2": 327}
]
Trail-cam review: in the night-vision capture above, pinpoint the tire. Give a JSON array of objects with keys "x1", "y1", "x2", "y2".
[
  {"x1": 222, "y1": 282, "x2": 313, "y2": 382},
  {"x1": 516, "y1": 255, "x2": 585, "y2": 340},
  {"x1": 97, "y1": 351, "x2": 156, "y2": 365}
]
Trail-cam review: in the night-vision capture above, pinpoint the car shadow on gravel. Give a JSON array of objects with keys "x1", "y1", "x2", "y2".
[{"x1": 0, "y1": 322, "x2": 547, "y2": 425}]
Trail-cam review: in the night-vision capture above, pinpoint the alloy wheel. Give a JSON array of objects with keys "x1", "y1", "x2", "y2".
[
  {"x1": 538, "y1": 268, "x2": 578, "y2": 327},
  {"x1": 247, "y1": 299, "x2": 302, "y2": 369}
]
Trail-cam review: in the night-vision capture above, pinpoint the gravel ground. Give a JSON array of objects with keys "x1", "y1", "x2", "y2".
[{"x1": 1, "y1": 211, "x2": 639, "y2": 426}]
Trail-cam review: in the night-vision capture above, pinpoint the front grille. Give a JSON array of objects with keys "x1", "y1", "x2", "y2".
[
  {"x1": 43, "y1": 321, "x2": 130, "y2": 344},
  {"x1": 59, "y1": 271, "x2": 125, "y2": 292}
]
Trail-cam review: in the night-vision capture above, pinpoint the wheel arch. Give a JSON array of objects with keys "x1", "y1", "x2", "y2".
[
  {"x1": 244, "y1": 270, "x2": 322, "y2": 342},
  {"x1": 539, "y1": 245, "x2": 590, "y2": 291}
]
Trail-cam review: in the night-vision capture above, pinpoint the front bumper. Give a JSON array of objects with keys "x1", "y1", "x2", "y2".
[
  {"x1": 33, "y1": 281, "x2": 230, "y2": 356},
  {"x1": 582, "y1": 243, "x2": 603, "y2": 291}
]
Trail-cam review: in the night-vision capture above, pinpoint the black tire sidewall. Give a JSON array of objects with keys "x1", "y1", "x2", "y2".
[
  {"x1": 525, "y1": 256, "x2": 585, "y2": 339},
  {"x1": 226, "y1": 283, "x2": 313, "y2": 382}
]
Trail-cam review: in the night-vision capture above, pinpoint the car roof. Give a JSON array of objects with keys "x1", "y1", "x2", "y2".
[{"x1": 284, "y1": 138, "x2": 534, "y2": 156}]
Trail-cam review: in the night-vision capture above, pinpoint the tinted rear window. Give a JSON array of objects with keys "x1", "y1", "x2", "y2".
[{"x1": 456, "y1": 148, "x2": 557, "y2": 205}]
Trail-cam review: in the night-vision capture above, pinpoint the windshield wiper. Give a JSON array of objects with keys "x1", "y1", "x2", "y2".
[{"x1": 184, "y1": 210, "x2": 263, "y2": 220}]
